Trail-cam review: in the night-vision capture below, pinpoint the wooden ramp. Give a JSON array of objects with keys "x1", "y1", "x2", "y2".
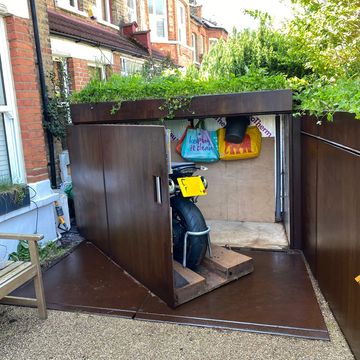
[{"x1": 174, "y1": 245, "x2": 253, "y2": 305}]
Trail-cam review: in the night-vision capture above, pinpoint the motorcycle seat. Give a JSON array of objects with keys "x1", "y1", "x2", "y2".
[{"x1": 171, "y1": 162, "x2": 195, "y2": 170}]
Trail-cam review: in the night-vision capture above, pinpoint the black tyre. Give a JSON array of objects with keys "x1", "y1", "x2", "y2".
[{"x1": 171, "y1": 196, "x2": 208, "y2": 270}]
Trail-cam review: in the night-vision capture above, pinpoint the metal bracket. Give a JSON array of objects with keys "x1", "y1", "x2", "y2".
[{"x1": 183, "y1": 226, "x2": 212, "y2": 268}]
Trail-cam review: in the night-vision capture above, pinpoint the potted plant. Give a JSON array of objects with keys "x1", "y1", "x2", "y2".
[{"x1": 0, "y1": 181, "x2": 30, "y2": 216}]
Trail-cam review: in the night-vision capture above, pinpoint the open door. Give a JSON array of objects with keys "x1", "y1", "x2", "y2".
[{"x1": 70, "y1": 124, "x2": 175, "y2": 307}]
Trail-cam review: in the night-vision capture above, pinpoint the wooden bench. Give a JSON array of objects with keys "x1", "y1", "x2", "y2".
[{"x1": 0, "y1": 233, "x2": 47, "y2": 319}]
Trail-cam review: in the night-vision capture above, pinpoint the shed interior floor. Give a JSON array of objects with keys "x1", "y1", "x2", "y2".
[
  {"x1": 11, "y1": 242, "x2": 328, "y2": 340},
  {"x1": 207, "y1": 220, "x2": 288, "y2": 250}
]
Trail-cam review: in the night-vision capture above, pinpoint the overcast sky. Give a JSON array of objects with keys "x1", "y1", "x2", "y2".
[{"x1": 197, "y1": 0, "x2": 294, "y2": 32}]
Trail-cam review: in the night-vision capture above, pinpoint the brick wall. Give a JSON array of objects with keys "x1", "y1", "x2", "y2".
[
  {"x1": 5, "y1": 15, "x2": 48, "y2": 183},
  {"x1": 67, "y1": 58, "x2": 91, "y2": 91}
]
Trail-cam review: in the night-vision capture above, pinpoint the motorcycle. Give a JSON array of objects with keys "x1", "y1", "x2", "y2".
[{"x1": 169, "y1": 162, "x2": 210, "y2": 270}]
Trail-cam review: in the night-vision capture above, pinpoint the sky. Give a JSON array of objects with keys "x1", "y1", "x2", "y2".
[{"x1": 196, "y1": 0, "x2": 294, "y2": 32}]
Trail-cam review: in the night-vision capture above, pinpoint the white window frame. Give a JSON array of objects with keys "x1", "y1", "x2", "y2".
[
  {"x1": 191, "y1": 33, "x2": 198, "y2": 63},
  {"x1": 96, "y1": 0, "x2": 111, "y2": 23},
  {"x1": 87, "y1": 63, "x2": 106, "y2": 81},
  {"x1": 209, "y1": 37, "x2": 219, "y2": 48},
  {"x1": 55, "y1": 0, "x2": 87, "y2": 16},
  {"x1": 148, "y1": 0, "x2": 168, "y2": 41},
  {"x1": 200, "y1": 35, "x2": 205, "y2": 56},
  {"x1": 120, "y1": 56, "x2": 143, "y2": 76},
  {"x1": 0, "y1": 17, "x2": 25, "y2": 183},
  {"x1": 127, "y1": 0, "x2": 137, "y2": 23},
  {"x1": 177, "y1": 1, "x2": 186, "y2": 45}
]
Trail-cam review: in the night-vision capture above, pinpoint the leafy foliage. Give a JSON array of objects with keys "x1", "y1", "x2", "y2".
[
  {"x1": 45, "y1": 60, "x2": 71, "y2": 141},
  {"x1": 288, "y1": 0, "x2": 360, "y2": 78},
  {"x1": 8, "y1": 240, "x2": 66, "y2": 265},
  {"x1": 0, "y1": 181, "x2": 27, "y2": 204},
  {"x1": 71, "y1": 69, "x2": 288, "y2": 119},
  {"x1": 201, "y1": 11, "x2": 309, "y2": 79}
]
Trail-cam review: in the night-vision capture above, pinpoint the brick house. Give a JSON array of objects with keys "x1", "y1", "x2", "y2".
[
  {"x1": 189, "y1": 4, "x2": 228, "y2": 64},
  {"x1": 148, "y1": 0, "x2": 227, "y2": 67},
  {"x1": 0, "y1": 0, "x2": 225, "y2": 255},
  {"x1": 0, "y1": 0, "x2": 58, "y2": 254}
]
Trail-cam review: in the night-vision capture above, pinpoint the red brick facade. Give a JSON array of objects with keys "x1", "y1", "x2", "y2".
[{"x1": 5, "y1": 15, "x2": 48, "y2": 183}]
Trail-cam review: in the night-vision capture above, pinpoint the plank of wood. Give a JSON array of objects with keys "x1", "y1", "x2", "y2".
[
  {"x1": 173, "y1": 261, "x2": 206, "y2": 305},
  {"x1": 0, "y1": 261, "x2": 23, "y2": 278},
  {"x1": 28, "y1": 241, "x2": 47, "y2": 319},
  {"x1": 0, "y1": 265, "x2": 37, "y2": 299},
  {"x1": 173, "y1": 261, "x2": 205, "y2": 286},
  {"x1": 0, "y1": 262, "x2": 32, "y2": 287},
  {"x1": 0, "y1": 233, "x2": 43, "y2": 242},
  {"x1": 202, "y1": 245, "x2": 253, "y2": 278},
  {"x1": 0, "y1": 296, "x2": 37, "y2": 307}
]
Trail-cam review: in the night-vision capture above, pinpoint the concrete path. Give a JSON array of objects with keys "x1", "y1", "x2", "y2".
[{"x1": 207, "y1": 220, "x2": 288, "y2": 249}]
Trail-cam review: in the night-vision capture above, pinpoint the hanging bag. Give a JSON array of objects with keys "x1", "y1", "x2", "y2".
[
  {"x1": 179, "y1": 120, "x2": 219, "y2": 163},
  {"x1": 218, "y1": 126, "x2": 262, "y2": 160}
]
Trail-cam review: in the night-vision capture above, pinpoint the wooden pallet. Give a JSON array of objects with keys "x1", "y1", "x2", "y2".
[{"x1": 174, "y1": 245, "x2": 254, "y2": 306}]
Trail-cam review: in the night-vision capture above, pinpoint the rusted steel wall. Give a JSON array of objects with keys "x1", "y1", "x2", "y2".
[{"x1": 301, "y1": 113, "x2": 360, "y2": 359}]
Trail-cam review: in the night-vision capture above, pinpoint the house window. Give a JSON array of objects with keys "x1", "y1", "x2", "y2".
[
  {"x1": 0, "y1": 19, "x2": 25, "y2": 182},
  {"x1": 191, "y1": 33, "x2": 198, "y2": 62},
  {"x1": 120, "y1": 57, "x2": 143, "y2": 76},
  {"x1": 200, "y1": 35, "x2": 205, "y2": 56},
  {"x1": 148, "y1": 0, "x2": 168, "y2": 40},
  {"x1": 0, "y1": 113, "x2": 10, "y2": 180},
  {"x1": 97, "y1": 0, "x2": 111, "y2": 22},
  {"x1": 177, "y1": 2, "x2": 186, "y2": 44},
  {"x1": 127, "y1": 0, "x2": 137, "y2": 22},
  {"x1": 53, "y1": 58, "x2": 70, "y2": 97},
  {"x1": 209, "y1": 38, "x2": 218, "y2": 49},
  {"x1": 56, "y1": 0, "x2": 80, "y2": 11},
  {"x1": 88, "y1": 64, "x2": 106, "y2": 81}
]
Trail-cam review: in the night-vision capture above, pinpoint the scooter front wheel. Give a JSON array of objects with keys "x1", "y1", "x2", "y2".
[{"x1": 171, "y1": 196, "x2": 208, "y2": 270}]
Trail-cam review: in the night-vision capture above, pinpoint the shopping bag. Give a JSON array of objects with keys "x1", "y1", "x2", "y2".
[
  {"x1": 176, "y1": 125, "x2": 191, "y2": 156},
  {"x1": 181, "y1": 128, "x2": 219, "y2": 163},
  {"x1": 218, "y1": 126, "x2": 262, "y2": 160}
]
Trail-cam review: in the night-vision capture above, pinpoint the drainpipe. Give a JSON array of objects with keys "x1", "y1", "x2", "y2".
[
  {"x1": 29, "y1": 0, "x2": 57, "y2": 188},
  {"x1": 275, "y1": 114, "x2": 282, "y2": 222}
]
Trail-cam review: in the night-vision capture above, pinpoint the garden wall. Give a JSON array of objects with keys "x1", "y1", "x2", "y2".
[{"x1": 301, "y1": 113, "x2": 360, "y2": 359}]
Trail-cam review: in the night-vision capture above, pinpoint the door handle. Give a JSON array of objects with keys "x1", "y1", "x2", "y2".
[{"x1": 154, "y1": 176, "x2": 162, "y2": 204}]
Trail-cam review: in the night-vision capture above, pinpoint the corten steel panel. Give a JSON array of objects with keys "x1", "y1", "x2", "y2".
[
  {"x1": 301, "y1": 115, "x2": 319, "y2": 136},
  {"x1": 316, "y1": 142, "x2": 360, "y2": 359},
  {"x1": 68, "y1": 126, "x2": 110, "y2": 253},
  {"x1": 301, "y1": 135, "x2": 318, "y2": 274},
  {"x1": 101, "y1": 125, "x2": 175, "y2": 307},
  {"x1": 137, "y1": 250, "x2": 329, "y2": 340},
  {"x1": 12, "y1": 242, "x2": 149, "y2": 316},
  {"x1": 70, "y1": 90, "x2": 292, "y2": 124},
  {"x1": 317, "y1": 112, "x2": 360, "y2": 151}
]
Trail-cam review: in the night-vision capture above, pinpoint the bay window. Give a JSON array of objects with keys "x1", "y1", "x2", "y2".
[
  {"x1": 127, "y1": 0, "x2": 137, "y2": 23},
  {"x1": 148, "y1": 0, "x2": 168, "y2": 40},
  {"x1": 177, "y1": 1, "x2": 186, "y2": 44},
  {"x1": 97, "y1": 0, "x2": 111, "y2": 22}
]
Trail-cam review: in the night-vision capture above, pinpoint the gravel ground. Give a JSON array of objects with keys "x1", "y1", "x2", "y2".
[{"x1": 0, "y1": 256, "x2": 354, "y2": 360}]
